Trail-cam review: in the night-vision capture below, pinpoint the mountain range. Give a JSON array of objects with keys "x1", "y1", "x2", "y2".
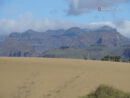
[{"x1": 0, "y1": 25, "x2": 130, "y2": 60}]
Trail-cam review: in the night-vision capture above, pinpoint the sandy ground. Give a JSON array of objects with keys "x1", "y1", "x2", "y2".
[{"x1": 0, "y1": 57, "x2": 130, "y2": 98}]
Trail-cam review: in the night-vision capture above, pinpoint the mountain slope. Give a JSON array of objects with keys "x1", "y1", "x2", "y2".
[
  {"x1": 41, "y1": 45, "x2": 130, "y2": 60},
  {"x1": 0, "y1": 26, "x2": 130, "y2": 57}
]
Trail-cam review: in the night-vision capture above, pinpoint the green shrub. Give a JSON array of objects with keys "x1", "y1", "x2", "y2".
[{"x1": 80, "y1": 85, "x2": 130, "y2": 98}]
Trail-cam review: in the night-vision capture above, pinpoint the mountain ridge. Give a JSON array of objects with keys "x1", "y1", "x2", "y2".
[{"x1": 0, "y1": 25, "x2": 130, "y2": 58}]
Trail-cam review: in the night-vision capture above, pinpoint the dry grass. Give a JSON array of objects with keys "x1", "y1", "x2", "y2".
[{"x1": 0, "y1": 57, "x2": 130, "y2": 98}]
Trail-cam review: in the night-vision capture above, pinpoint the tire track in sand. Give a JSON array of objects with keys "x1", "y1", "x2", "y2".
[
  {"x1": 42, "y1": 71, "x2": 87, "y2": 98},
  {"x1": 13, "y1": 72, "x2": 39, "y2": 98}
]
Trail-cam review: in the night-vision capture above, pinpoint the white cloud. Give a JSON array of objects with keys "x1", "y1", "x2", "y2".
[
  {"x1": 113, "y1": 20, "x2": 130, "y2": 37},
  {"x1": 0, "y1": 14, "x2": 130, "y2": 37},
  {"x1": 68, "y1": 0, "x2": 129, "y2": 15},
  {"x1": 83, "y1": 21, "x2": 130, "y2": 37},
  {"x1": 0, "y1": 14, "x2": 81, "y2": 35}
]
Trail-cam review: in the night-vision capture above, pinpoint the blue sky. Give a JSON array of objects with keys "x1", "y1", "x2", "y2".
[
  {"x1": 0, "y1": 0, "x2": 130, "y2": 23},
  {"x1": 0, "y1": 0, "x2": 68, "y2": 19},
  {"x1": 0, "y1": 0, "x2": 130, "y2": 36}
]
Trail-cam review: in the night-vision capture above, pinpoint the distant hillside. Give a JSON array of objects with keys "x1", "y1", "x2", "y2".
[
  {"x1": 40, "y1": 45, "x2": 130, "y2": 61},
  {"x1": 0, "y1": 26, "x2": 130, "y2": 58}
]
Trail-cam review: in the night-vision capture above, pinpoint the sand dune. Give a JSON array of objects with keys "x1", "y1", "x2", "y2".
[{"x1": 0, "y1": 57, "x2": 130, "y2": 98}]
